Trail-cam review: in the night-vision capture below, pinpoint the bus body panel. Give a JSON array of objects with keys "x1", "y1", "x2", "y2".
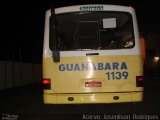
[{"x1": 43, "y1": 55, "x2": 143, "y2": 93}]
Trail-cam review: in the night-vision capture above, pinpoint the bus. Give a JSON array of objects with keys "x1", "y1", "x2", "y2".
[{"x1": 42, "y1": 4, "x2": 144, "y2": 104}]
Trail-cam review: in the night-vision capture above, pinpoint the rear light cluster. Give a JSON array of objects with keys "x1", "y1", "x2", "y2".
[
  {"x1": 136, "y1": 76, "x2": 144, "y2": 87},
  {"x1": 43, "y1": 79, "x2": 51, "y2": 89}
]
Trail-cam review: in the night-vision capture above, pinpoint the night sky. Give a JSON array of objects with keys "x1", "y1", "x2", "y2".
[{"x1": 1, "y1": 0, "x2": 160, "y2": 63}]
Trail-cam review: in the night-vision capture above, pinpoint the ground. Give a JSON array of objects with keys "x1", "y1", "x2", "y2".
[{"x1": 0, "y1": 75, "x2": 160, "y2": 120}]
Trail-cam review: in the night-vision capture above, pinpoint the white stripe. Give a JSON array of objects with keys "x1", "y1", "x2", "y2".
[{"x1": 44, "y1": 46, "x2": 141, "y2": 58}]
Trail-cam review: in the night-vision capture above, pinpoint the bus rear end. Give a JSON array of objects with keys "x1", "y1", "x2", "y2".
[{"x1": 43, "y1": 5, "x2": 144, "y2": 104}]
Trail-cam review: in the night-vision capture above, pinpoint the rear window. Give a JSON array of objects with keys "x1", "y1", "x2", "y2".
[{"x1": 50, "y1": 11, "x2": 135, "y2": 51}]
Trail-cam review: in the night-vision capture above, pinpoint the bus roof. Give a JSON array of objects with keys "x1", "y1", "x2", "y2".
[{"x1": 51, "y1": 4, "x2": 135, "y2": 14}]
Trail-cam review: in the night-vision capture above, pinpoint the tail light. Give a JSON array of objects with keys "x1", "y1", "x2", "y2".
[
  {"x1": 43, "y1": 79, "x2": 51, "y2": 89},
  {"x1": 136, "y1": 76, "x2": 144, "y2": 87}
]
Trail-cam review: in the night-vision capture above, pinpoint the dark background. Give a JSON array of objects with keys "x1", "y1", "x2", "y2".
[{"x1": 1, "y1": 0, "x2": 160, "y2": 64}]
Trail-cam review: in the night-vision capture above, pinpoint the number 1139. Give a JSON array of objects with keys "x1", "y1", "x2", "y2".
[{"x1": 106, "y1": 71, "x2": 128, "y2": 80}]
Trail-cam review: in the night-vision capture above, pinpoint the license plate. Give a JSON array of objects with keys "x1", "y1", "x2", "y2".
[{"x1": 85, "y1": 81, "x2": 102, "y2": 87}]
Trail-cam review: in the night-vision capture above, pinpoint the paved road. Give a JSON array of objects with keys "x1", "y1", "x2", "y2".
[{"x1": 0, "y1": 76, "x2": 160, "y2": 120}]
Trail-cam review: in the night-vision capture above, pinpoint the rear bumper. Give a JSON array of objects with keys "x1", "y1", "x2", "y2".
[{"x1": 43, "y1": 92, "x2": 143, "y2": 104}]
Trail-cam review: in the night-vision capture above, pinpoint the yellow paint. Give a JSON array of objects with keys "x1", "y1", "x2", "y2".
[
  {"x1": 43, "y1": 55, "x2": 143, "y2": 104},
  {"x1": 43, "y1": 92, "x2": 143, "y2": 104}
]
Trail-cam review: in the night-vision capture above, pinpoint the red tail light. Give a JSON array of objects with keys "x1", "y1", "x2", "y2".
[
  {"x1": 43, "y1": 79, "x2": 51, "y2": 89},
  {"x1": 43, "y1": 79, "x2": 50, "y2": 84},
  {"x1": 137, "y1": 76, "x2": 144, "y2": 81},
  {"x1": 136, "y1": 76, "x2": 144, "y2": 87}
]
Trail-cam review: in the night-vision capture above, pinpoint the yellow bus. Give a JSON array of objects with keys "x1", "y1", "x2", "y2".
[{"x1": 42, "y1": 4, "x2": 144, "y2": 104}]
